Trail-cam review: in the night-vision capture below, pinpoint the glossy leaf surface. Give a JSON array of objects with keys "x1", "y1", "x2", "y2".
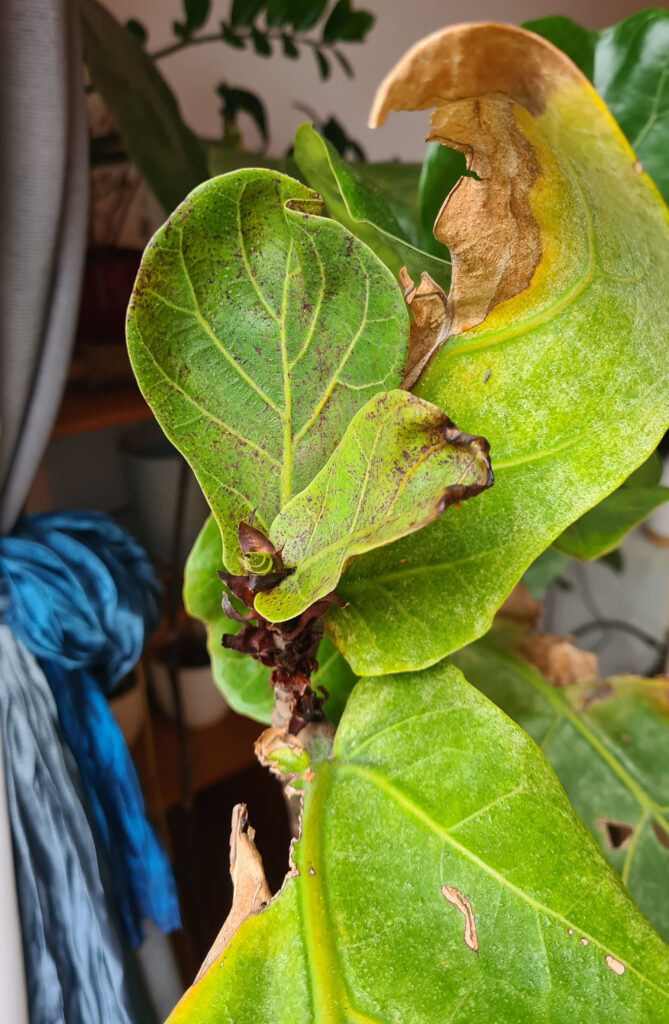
[
  {"x1": 256, "y1": 389, "x2": 492, "y2": 621},
  {"x1": 527, "y1": 10, "x2": 669, "y2": 203},
  {"x1": 168, "y1": 662, "x2": 669, "y2": 1023},
  {"x1": 294, "y1": 124, "x2": 451, "y2": 288},
  {"x1": 127, "y1": 169, "x2": 408, "y2": 572},
  {"x1": 455, "y1": 635, "x2": 669, "y2": 941},
  {"x1": 326, "y1": 23, "x2": 669, "y2": 674},
  {"x1": 80, "y1": 0, "x2": 208, "y2": 212},
  {"x1": 184, "y1": 515, "x2": 357, "y2": 723}
]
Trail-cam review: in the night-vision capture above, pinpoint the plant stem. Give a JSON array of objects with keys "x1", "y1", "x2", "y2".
[{"x1": 151, "y1": 30, "x2": 324, "y2": 62}]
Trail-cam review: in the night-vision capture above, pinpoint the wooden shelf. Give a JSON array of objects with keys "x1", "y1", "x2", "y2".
[
  {"x1": 52, "y1": 385, "x2": 152, "y2": 439},
  {"x1": 132, "y1": 706, "x2": 263, "y2": 815}
]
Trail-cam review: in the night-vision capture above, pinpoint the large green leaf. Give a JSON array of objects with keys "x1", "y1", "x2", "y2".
[
  {"x1": 294, "y1": 123, "x2": 451, "y2": 289},
  {"x1": 167, "y1": 662, "x2": 669, "y2": 1023},
  {"x1": 526, "y1": 10, "x2": 669, "y2": 204},
  {"x1": 80, "y1": 0, "x2": 208, "y2": 212},
  {"x1": 454, "y1": 635, "x2": 669, "y2": 941},
  {"x1": 127, "y1": 168, "x2": 408, "y2": 572},
  {"x1": 325, "y1": 23, "x2": 669, "y2": 675},
  {"x1": 255, "y1": 389, "x2": 492, "y2": 621},
  {"x1": 184, "y1": 514, "x2": 357, "y2": 723}
]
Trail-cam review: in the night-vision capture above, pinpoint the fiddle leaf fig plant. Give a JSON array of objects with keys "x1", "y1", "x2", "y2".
[{"x1": 126, "y1": 16, "x2": 669, "y2": 1024}]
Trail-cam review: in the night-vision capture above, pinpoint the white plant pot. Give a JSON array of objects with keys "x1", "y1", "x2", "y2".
[{"x1": 151, "y1": 660, "x2": 230, "y2": 730}]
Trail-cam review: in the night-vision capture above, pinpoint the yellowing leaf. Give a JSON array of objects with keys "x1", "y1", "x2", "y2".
[
  {"x1": 328, "y1": 23, "x2": 669, "y2": 674},
  {"x1": 255, "y1": 389, "x2": 492, "y2": 621}
]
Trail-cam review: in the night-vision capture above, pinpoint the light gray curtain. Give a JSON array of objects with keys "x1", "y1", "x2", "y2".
[{"x1": 0, "y1": 0, "x2": 88, "y2": 532}]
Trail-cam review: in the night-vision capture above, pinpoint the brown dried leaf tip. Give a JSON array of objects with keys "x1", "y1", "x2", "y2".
[
  {"x1": 195, "y1": 804, "x2": 270, "y2": 982},
  {"x1": 220, "y1": 521, "x2": 344, "y2": 732}
]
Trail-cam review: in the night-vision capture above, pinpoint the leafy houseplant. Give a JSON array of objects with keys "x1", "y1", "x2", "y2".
[{"x1": 126, "y1": 15, "x2": 669, "y2": 1024}]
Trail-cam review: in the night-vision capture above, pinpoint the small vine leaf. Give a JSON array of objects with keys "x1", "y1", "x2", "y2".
[
  {"x1": 255, "y1": 389, "x2": 493, "y2": 622},
  {"x1": 328, "y1": 23, "x2": 669, "y2": 676},
  {"x1": 184, "y1": 515, "x2": 358, "y2": 724},
  {"x1": 166, "y1": 663, "x2": 669, "y2": 1023},
  {"x1": 127, "y1": 169, "x2": 408, "y2": 573},
  {"x1": 455, "y1": 630, "x2": 669, "y2": 941},
  {"x1": 293, "y1": 122, "x2": 451, "y2": 288}
]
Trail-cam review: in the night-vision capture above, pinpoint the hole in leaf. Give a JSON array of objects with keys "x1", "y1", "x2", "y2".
[
  {"x1": 652, "y1": 822, "x2": 669, "y2": 849},
  {"x1": 598, "y1": 819, "x2": 634, "y2": 849}
]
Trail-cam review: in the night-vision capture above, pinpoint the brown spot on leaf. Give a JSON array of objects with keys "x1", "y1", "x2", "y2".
[
  {"x1": 441, "y1": 885, "x2": 478, "y2": 953},
  {"x1": 580, "y1": 937, "x2": 589, "y2": 946},
  {"x1": 605, "y1": 955, "x2": 625, "y2": 976},
  {"x1": 634, "y1": 160, "x2": 643, "y2": 174},
  {"x1": 653, "y1": 822, "x2": 669, "y2": 849},
  {"x1": 597, "y1": 819, "x2": 634, "y2": 850}
]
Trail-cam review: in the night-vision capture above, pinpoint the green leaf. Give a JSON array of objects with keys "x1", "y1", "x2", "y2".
[
  {"x1": 217, "y1": 84, "x2": 268, "y2": 143},
  {"x1": 127, "y1": 169, "x2": 408, "y2": 573},
  {"x1": 290, "y1": 0, "x2": 328, "y2": 31},
  {"x1": 322, "y1": 0, "x2": 374, "y2": 43},
  {"x1": 255, "y1": 389, "x2": 492, "y2": 621},
  {"x1": 184, "y1": 515, "x2": 357, "y2": 723},
  {"x1": 294, "y1": 123, "x2": 451, "y2": 288},
  {"x1": 522, "y1": 546, "x2": 571, "y2": 599},
  {"x1": 554, "y1": 483, "x2": 669, "y2": 560},
  {"x1": 80, "y1": 0, "x2": 208, "y2": 212},
  {"x1": 281, "y1": 32, "x2": 299, "y2": 58},
  {"x1": 314, "y1": 48, "x2": 330, "y2": 80},
  {"x1": 327, "y1": 24, "x2": 669, "y2": 674},
  {"x1": 455, "y1": 635, "x2": 669, "y2": 941},
  {"x1": 125, "y1": 18, "x2": 147, "y2": 44},
  {"x1": 251, "y1": 26, "x2": 272, "y2": 55},
  {"x1": 167, "y1": 662, "x2": 669, "y2": 1023},
  {"x1": 264, "y1": 0, "x2": 294, "y2": 27},
  {"x1": 353, "y1": 161, "x2": 423, "y2": 243},
  {"x1": 230, "y1": 0, "x2": 264, "y2": 27},
  {"x1": 174, "y1": 0, "x2": 211, "y2": 35},
  {"x1": 220, "y1": 21, "x2": 246, "y2": 48},
  {"x1": 527, "y1": 10, "x2": 669, "y2": 204},
  {"x1": 333, "y1": 48, "x2": 353, "y2": 77}
]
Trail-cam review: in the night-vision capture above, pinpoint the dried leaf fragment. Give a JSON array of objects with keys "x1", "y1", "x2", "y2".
[
  {"x1": 521, "y1": 634, "x2": 598, "y2": 687},
  {"x1": 497, "y1": 582, "x2": 542, "y2": 630},
  {"x1": 368, "y1": 25, "x2": 584, "y2": 354},
  {"x1": 399, "y1": 269, "x2": 450, "y2": 387},
  {"x1": 441, "y1": 885, "x2": 478, "y2": 953},
  {"x1": 195, "y1": 804, "x2": 271, "y2": 982}
]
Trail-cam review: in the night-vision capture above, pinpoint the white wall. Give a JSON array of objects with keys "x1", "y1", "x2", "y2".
[{"x1": 104, "y1": 0, "x2": 655, "y2": 160}]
